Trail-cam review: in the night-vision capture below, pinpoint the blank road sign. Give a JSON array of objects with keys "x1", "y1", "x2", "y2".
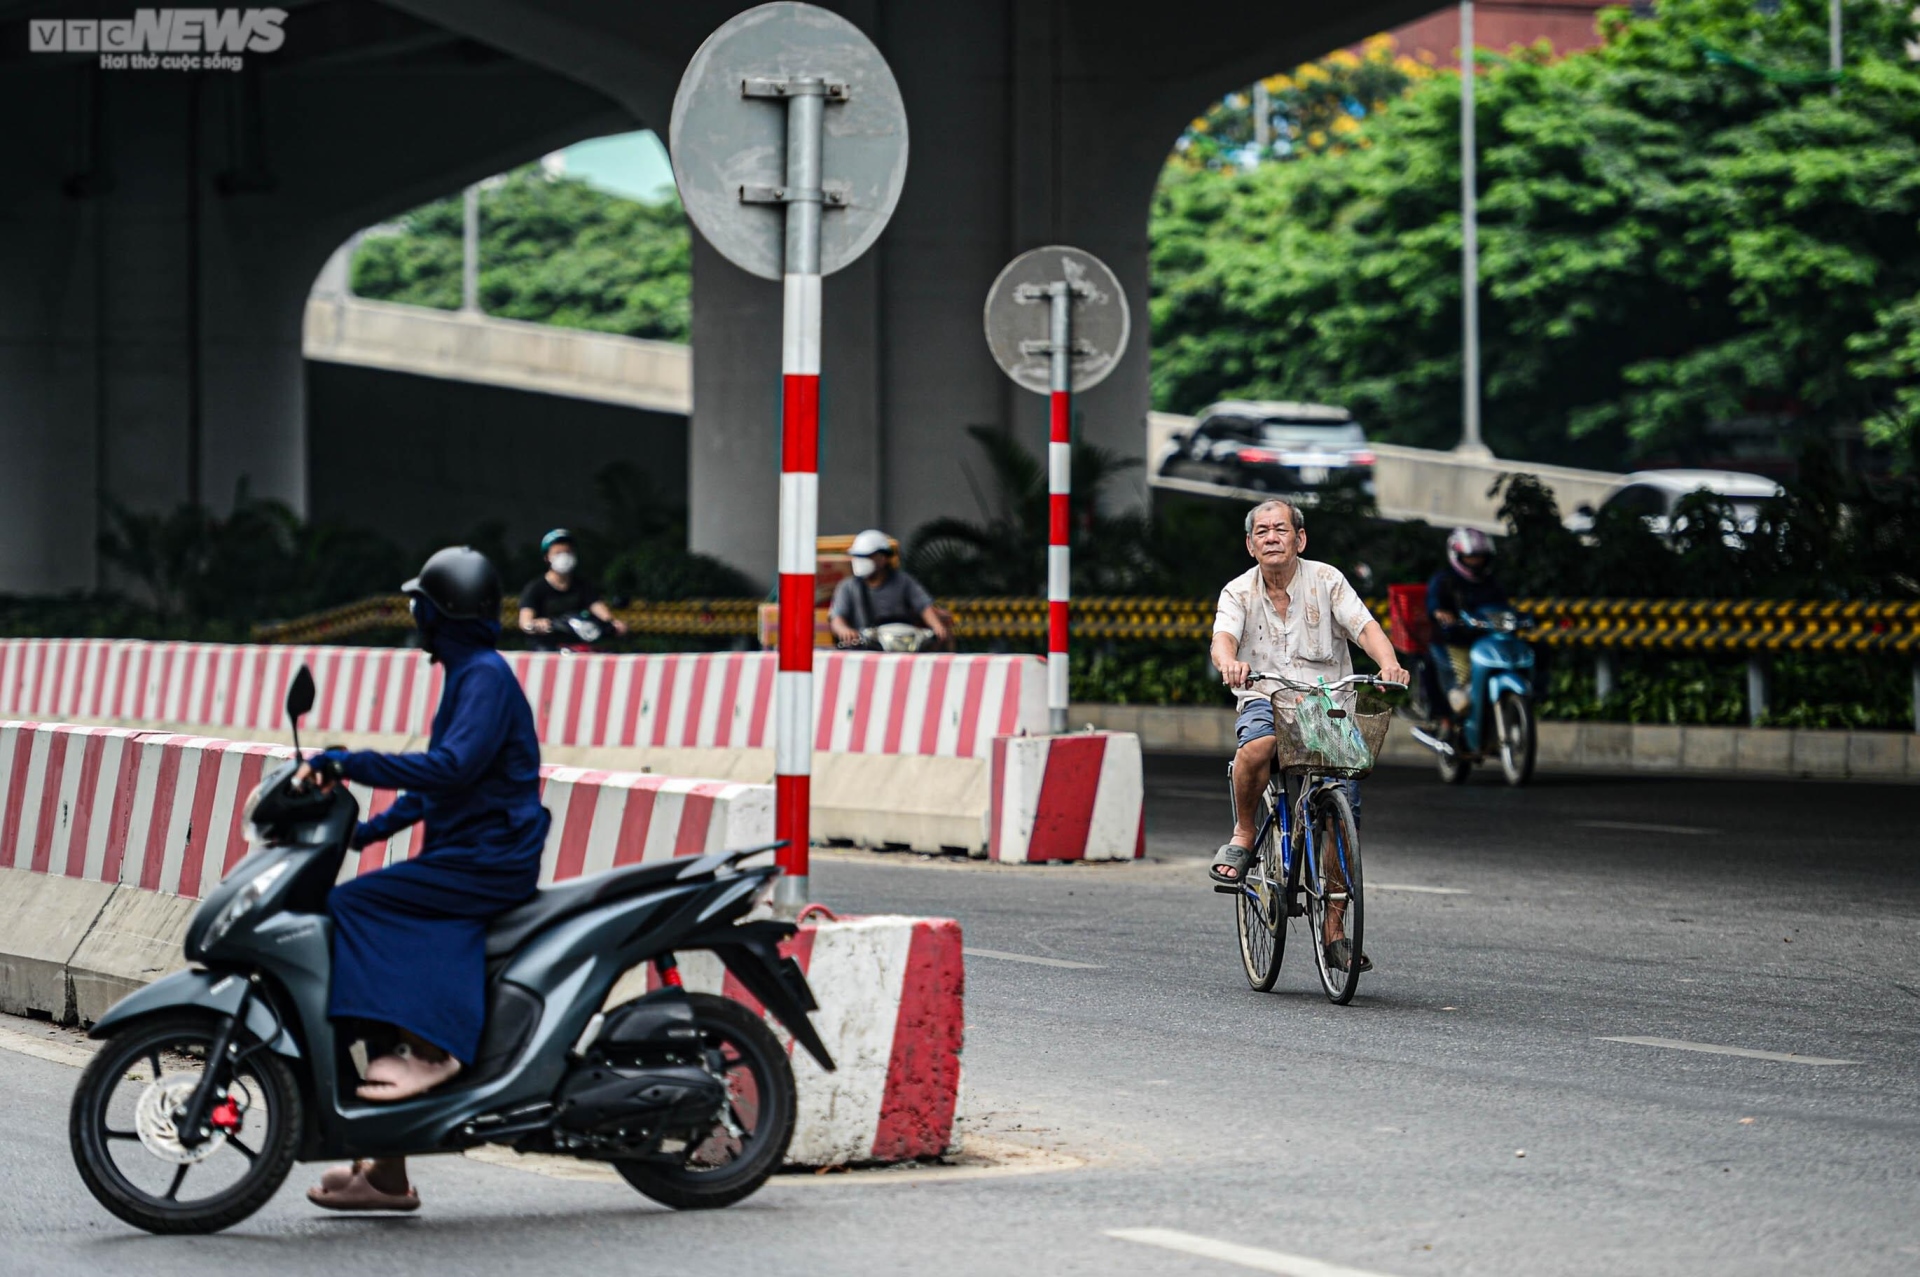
[
  {"x1": 669, "y1": 2, "x2": 909, "y2": 281},
  {"x1": 983, "y1": 245, "x2": 1131, "y2": 395}
]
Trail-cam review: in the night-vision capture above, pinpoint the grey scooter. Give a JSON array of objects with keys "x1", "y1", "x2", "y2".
[{"x1": 68, "y1": 665, "x2": 834, "y2": 1234}]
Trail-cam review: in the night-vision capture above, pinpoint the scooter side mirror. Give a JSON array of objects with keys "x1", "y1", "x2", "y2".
[{"x1": 286, "y1": 665, "x2": 315, "y2": 723}]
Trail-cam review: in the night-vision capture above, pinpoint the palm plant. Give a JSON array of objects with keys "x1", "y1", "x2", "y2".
[{"x1": 904, "y1": 426, "x2": 1163, "y2": 596}]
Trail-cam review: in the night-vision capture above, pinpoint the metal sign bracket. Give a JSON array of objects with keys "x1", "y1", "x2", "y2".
[
  {"x1": 738, "y1": 183, "x2": 850, "y2": 207},
  {"x1": 741, "y1": 76, "x2": 850, "y2": 101}
]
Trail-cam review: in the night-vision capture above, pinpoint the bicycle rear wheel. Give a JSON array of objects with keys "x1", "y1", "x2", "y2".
[
  {"x1": 1305, "y1": 785, "x2": 1365, "y2": 1004},
  {"x1": 1235, "y1": 786, "x2": 1288, "y2": 991}
]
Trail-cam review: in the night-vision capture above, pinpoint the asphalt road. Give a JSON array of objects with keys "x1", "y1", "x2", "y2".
[{"x1": 4, "y1": 759, "x2": 1919, "y2": 1276}]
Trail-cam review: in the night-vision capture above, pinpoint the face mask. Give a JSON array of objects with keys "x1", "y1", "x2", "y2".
[
  {"x1": 851, "y1": 556, "x2": 876, "y2": 579},
  {"x1": 550, "y1": 552, "x2": 577, "y2": 576}
]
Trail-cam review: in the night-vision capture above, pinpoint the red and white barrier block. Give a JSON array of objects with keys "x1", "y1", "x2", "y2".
[
  {"x1": 665, "y1": 912, "x2": 965, "y2": 1165},
  {"x1": 989, "y1": 731, "x2": 1145, "y2": 863}
]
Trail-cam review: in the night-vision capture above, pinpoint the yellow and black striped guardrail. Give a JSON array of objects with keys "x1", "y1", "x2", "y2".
[{"x1": 254, "y1": 593, "x2": 1920, "y2": 655}]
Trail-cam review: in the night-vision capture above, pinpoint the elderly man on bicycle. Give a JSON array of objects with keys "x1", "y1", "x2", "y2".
[{"x1": 1209, "y1": 500, "x2": 1410, "y2": 925}]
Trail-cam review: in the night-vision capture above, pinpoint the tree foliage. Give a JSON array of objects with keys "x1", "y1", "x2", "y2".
[
  {"x1": 1150, "y1": 0, "x2": 1920, "y2": 466},
  {"x1": 1173, "y1": 36, "x2": 1435, "y2": 169},
  {"x1": 352, "y1": 167, "x2": 692, "y2": 343}
]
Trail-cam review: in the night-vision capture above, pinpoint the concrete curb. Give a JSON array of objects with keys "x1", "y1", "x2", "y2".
[
  {"x1": 1070, "y1": 703, "x2": 1920, "y2": 782},
  {"x1": 0, "y1": 868, "x2": 114, "y2": 1020}
]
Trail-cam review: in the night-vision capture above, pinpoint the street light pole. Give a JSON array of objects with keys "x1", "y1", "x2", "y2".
[
  {"x1": 1458, "y1": 1, "x2": 1486, "y2": 457},
  {"x1": 1829, "y1": 0, "x2": 1842, "y2": 97},
  {"x1": 462, "y1": 184, "x2": 480, "y2": 314}
]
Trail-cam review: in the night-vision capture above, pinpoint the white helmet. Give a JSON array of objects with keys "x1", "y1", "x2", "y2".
[
  {"x1": 848, "y1": 529, "x2": 893, "y2": 558},
  {"x1": 1446, "y1": 527, "x2": 1495, "y2": 581}
]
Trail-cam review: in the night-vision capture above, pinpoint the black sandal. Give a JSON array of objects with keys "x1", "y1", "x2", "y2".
[
  {"x1": 1324, "y1": 938, "x2": 1373, "y2": 973},
  {"x1": 1210, "y1": 843, "x2": 1255, "y2": 893}
]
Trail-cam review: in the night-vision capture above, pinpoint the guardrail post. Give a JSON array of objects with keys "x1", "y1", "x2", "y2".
[
  {"x1": 1746, "y1": 655, "x2": 1771, "y2": 728},
  {"x1": 1594, "y1": 651, "x2": 1616, "y2": 702}
]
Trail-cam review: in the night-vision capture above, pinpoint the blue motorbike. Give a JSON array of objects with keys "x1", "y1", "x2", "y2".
[{"x1": 1408, "y1": 606, "x2": 1538, "y2": 786}]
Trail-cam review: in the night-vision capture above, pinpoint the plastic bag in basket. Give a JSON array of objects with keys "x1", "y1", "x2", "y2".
[{"x1": 1295, "y1": 683, "x2": 1374, "y2": 774}]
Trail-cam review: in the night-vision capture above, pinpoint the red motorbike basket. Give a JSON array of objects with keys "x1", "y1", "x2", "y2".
[{"x1": 1388, "y1": 583, "x2": 1433, "y2": 655}]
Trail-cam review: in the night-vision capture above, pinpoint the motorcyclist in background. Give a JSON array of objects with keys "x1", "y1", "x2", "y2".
[
  {"x1": 517, "y1": 528, "x2": 627, "y2": 651},
  {"x1": 1425, "y1": 528, "x2": 1510, "y2": 722},
  {"x1": 828, "y1": 528, "x2": 953, "y2": 650}
]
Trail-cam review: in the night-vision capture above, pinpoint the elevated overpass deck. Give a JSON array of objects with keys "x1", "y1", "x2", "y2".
[{"x1": 302, "y1": 295, "x2": 691, "y2": 416}]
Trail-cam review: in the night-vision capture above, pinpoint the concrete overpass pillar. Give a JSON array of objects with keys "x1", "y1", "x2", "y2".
[{"x1": 0, "y1": 70, "x2": 307, "y2": 594}]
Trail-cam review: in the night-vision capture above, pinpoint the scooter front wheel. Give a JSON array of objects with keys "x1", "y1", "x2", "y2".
[
  {"x1": 614, "y1": 993, "x2": 797, "y2": 1210},
  {"x1": 1495, "y1": 693, "x2": 1536, "y2": 786},
  {"x1": 71, "y1": 1011, "x2": 301, "y2": 1234}
]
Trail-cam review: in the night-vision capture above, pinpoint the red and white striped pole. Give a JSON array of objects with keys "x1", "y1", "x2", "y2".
[
  {"x1": 1046, "y1": 282, "x2": 1072, "y2": 735},
  {"x1": 773, "y1": 82, "x2": 826, "y2": 908}
]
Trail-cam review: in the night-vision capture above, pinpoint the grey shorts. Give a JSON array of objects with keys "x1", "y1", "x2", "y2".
[{"x1": 1235, "y1": 697, "x2": 1276, "y2": 749}]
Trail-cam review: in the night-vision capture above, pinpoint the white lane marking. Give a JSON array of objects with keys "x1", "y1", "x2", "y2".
[
  {"x1": 1108, "y1": 1228, "x2": 1402, "y2": 1276},
  {"x1": 1577, "y1": 820, "x2": 1718, "y2": 836},
  {"x1": 1370, "y1": 883, "x2": 1470, "y2": 895},
  {"x1": 0, "y1": 1022, "x2": 96, "y2": 1069},
  {"x1": 1598, "y1": 1036, "x2": 1859, "y2": 1066},
  {"x1": 965, "y1": 947, "x2": 1104, "y2": 970}
]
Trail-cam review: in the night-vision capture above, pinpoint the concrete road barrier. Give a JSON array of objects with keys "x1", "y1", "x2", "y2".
[
  {"x1": 626, "y1": 912, "x2": 966, "y2": 1164},
  {"x1": 0, "y1": 720, "x2": 962, "y2": 1165},
  {"x1": 989, "y1": 731, "x2": 1146, "y2": 863},
  {"x1": 0, "y1": 640, "x2": 1049, "y2": 852}
]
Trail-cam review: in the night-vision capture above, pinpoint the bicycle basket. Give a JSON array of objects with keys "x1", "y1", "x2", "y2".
[{"x1": 1269, "y1": 686, "x2": 1394, "y2": 779}]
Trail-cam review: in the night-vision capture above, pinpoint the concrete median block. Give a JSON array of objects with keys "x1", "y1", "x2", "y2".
[
  {"x1": 0, "y1": 867, "x2": 115, "y2": 1019},
  {"x1": 1631, "y1": 725, "x2": 1683, "y2": 770},
  {"x1": 990, "y1": 732, "x2": 1145, "y2": 863},
  {"x1": 1535, "y1": 720, "x2": 1579, "y2": 765},
  {"x1": 1846, "y1": 732, "x2": 1909, "y2": 780},
  {"x1": 1580, "y1": 723, "x2": 1632, "y2": 768},
  {"x1": 618, "y1": 912, "x2": 966, "y2": 1166},
  {"x1": 1791, "y1": 730, "x2": 1848, "y2": 778},
  {"x1": 1075, "y1": 702, "x2": 1140, "y2": 735},
  {"x1": 67, "y1": 886, "x2": 198, "y2": 1025},
  {"x1": 813, "y1": 754, "x2": 988, "y2": 853},
  {"x1": 1679, "y1": 727, "x2": 1735, "y2": 772},
  {"x1": 1734, "y1": 728, "x2": 1792, "y2": 774}
]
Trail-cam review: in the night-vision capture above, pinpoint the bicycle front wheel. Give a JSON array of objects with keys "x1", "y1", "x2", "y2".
[
  {"x1": 1305, "y1": 786, "x2": 1365, "y2": 1005},
  {"x1": 1235, "y1": 787, "x2": 1288, "y2": 991}
]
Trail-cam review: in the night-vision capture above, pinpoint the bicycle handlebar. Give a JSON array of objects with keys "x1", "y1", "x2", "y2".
[{"x1": 1243, "y1": 671, "x2": 1407, "y2": 693}]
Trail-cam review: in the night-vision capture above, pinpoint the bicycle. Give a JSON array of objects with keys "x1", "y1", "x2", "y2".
[{"x1": 1229, "y1": 672, "x2": 1403, "y2": 1005}]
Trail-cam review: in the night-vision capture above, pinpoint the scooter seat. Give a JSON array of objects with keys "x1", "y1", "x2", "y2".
[{"x1": 485, "y1": 859, "x2": 693, "y2": 959}]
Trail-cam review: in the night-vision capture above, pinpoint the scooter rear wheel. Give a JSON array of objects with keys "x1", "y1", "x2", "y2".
[
  {"x1": 71, "y1": 1011, "x2": 301, "y2": 1235},
  {"x1": 614, "y1": 993, "x2": 796, "y2": 1210}
]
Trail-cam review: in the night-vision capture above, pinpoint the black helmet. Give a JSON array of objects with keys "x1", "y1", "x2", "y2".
[{"x1": 401, "y1": 547, "x2": 502, "y2": 621}]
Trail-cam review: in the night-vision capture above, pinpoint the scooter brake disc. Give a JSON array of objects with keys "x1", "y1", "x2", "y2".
[{"x1": 134, "y1": 1073, "x2": 254, "y2": 1164}]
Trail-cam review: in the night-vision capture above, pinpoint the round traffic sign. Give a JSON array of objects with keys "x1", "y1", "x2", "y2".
[
  {"x1": 982, "y1": 246, "x2": 1131, "y2": 395},
  {"x1": 669, "y1": 2, "x2": 909, "y2": 281}
]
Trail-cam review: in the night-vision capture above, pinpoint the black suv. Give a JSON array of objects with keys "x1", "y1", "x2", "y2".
[{"x1": 1157, "y1": 400, "x2": 1374, "y2": 497}]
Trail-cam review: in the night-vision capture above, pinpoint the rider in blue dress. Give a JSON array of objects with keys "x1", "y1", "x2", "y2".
[{"x1": 302, "y1": 546, "x2": 549, "y2": 1212}]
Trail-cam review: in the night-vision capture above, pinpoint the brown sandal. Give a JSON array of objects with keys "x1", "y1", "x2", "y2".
[{"x1": 306, "y1": 1160, "x2": 421, "y2": 1212}]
